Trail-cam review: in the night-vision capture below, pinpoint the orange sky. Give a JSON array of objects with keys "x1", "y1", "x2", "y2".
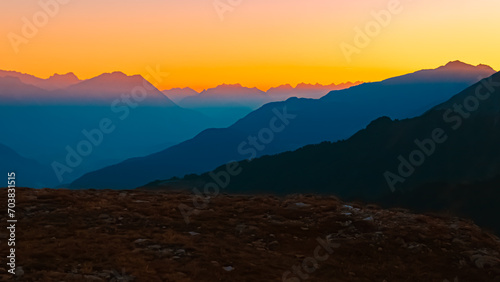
[{"x1": 1, "y1": 0, "x2": 499, "y2": 92}]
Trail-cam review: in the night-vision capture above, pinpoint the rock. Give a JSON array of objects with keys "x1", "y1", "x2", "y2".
[
  {"x1": 175, "y1": 249, "x2": 186, "y2": 256},
  {"x1": 188, "y1": 231, "x2": 200, "y2": 236},
  {"x1": 223, "y1": 266, "x2": 234, "y2": 272},
  {"x1": 295, "y1": 202, "x2": 310, "y2": 207},
  {"x1": 471, "y1": 254, "x2": 500, "y2": 268}
]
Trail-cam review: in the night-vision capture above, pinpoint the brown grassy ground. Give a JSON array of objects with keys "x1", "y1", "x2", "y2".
[{"x1": 0, "y1": 188, "x2": 500, "y2": 281}]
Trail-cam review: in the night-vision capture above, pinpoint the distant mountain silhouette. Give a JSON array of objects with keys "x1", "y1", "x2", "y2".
[
  {"x1": 169, "y1": 82, "x2": 363, "y2": 109},
  {"x1": 178, "y1": 84, "x2": 268, "y2": 108},
  {"x1": 0, "y1": 70, "x2": 80, "y2": 91},
  {"x1": 165, "y1": 83, "x2": 362, "y2": 127},
  {"x1": 0, "y1": 71, "x2": 176, "y2": 105},
  {"x1": 51, "y1": 72, "x2": 176, "y2": 105},
  {"x1": 69, "y1": 61, "x2": 495, "y2": 189},
  {"x1": 0, "y1": 143, "x2": 58, "y2": 188},
  {"x1": 267, "y1": 81, "x2": 362, "y2": 100},
  {"x1": 162, "y1": 87, "x2": 199, "y2": 103},
  {"x1": 0, "y1": 72, "x2": 221, "y2": 185}
]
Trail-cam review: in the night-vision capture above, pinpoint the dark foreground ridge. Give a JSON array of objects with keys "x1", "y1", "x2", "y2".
[{"x1": 1, "y1": 188, "x2": 500, "y2": 281}]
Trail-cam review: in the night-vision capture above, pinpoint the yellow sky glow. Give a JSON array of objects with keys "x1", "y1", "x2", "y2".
[{"x1": 1, "y1": 0, "x2": 499, "y2": 92}]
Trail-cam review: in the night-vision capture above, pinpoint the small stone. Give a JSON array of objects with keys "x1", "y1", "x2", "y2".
[
  {"x1": 175, "y1": 249, "x2": 186, "y2": 256},
  {"x1": 223, "y1": 266, "x2": 234, "y2": 272},
  {"x1": 471, "y1": 254, "x2": 500, "y2": 269}
]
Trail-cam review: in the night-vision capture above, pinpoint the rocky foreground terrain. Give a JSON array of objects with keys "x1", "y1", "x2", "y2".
[{"x1": 1, "y1": 188, "x2": 500, "y2": 281}]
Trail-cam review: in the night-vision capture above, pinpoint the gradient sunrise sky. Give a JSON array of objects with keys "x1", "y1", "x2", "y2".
[{"x1": 1, "y1": 0, "x2": 499, "y2": 91}]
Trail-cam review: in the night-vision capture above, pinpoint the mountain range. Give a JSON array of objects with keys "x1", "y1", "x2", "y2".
[
  {"x1": 69, "y1": 61, "x2": 495, "y2": 189},
  {"x1": 0, "y1": 70, "x2": 81, "y2": 91},
  {"x1": 162, "y1": 82, "x2": 362, "y2": 107},
  {"x1": 0, "y1": 71, "x2": 360, "y2": 186},
  {"x1": 0, "y1": 72, "x2": 214, "y2": 185},
  {"x1": 162, "y1": 82, "x2": 362, "y2": 126}
]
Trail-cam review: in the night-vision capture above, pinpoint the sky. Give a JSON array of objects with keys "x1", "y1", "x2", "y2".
[{"x1": 1, "y1": 0, "x2": 499, "y2": 92}]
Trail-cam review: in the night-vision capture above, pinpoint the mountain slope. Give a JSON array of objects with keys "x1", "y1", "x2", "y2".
[{"x1": 70, "y1": 61, "x2": 495, "y2": 189}]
